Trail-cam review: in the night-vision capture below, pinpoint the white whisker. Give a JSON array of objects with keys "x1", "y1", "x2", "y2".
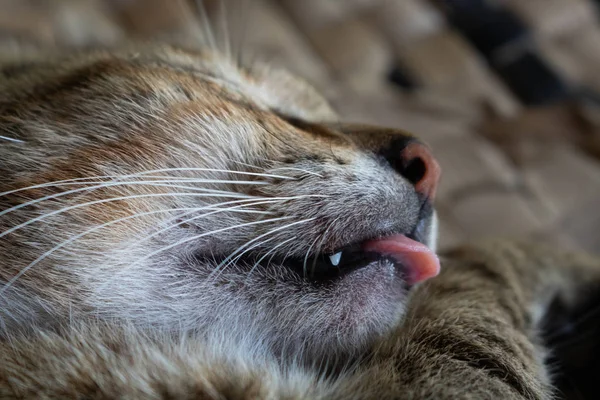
[
  {"x1": 270, "y1": 167, "x2": 323, "y2": 178},
  {"x1": 210, "y1": 217, "x2": 316, "y2": 278},
  {"x1": 1, "y1": 176, "x2": 116, "y2": 198},
  {"x1": 309, "y1": 217, "x2": 339, "y2": 278},
  {"x1": 120, "y1": 167, "x2": 295, "y2": 179},
  {"x1": 0, "y1": 201, "x2": 275, "y2": 295},
  {"x1": 235, "y1": 0, "x2": 252, "y2": 66},
  {"x1": 230, "y1": 160, "x2": 264, "y2": 170},
  {"x1": 218, "y1": 0, "x2": 232, "y2": 61},
  {"x1": 3, "y1": 180, "x2": 256, "y2": 195},
  {"x1": 0, "y1": 178, "x2": 269, "y2": 218},
  {"x1": 123, "y1": 215, "x2": 296, "y2": 272},
  {"x1": 244, "y1": 237, "x2": 296, "y2": 281},
  {"x1": 0, "y1": 135, "x2": 24, "y2": 143},
  {"x1": 212, "y1": 235, "x2": 279, "y2": 276},
  {"x1": 0, "y1": 192, "x2": 262, "y2": 239},
  {"x1": 196, "y1": 0, "x2": 218, "y2": 53},
  {"x1": 121, "y1": 197, "x2": 289, "y2": 250},
  {"x1": 0, "y1": 167, "x2": 295, "y2": 198},
  {"x1": 0, "y1": 207, "x2": 194, "y2": 295},
  {"x1": 303, "y1": 235, "x2": 322, "y2": 278}
]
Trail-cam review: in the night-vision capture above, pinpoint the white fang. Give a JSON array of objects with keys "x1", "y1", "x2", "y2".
[{"x1": 329, "y1": 252, "x2": 342, "y2": 266}]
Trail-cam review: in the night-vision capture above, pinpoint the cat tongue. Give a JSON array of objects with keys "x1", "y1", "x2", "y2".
[{"x1": 362, "y1": 235, "x2": 440, "y2": 284}]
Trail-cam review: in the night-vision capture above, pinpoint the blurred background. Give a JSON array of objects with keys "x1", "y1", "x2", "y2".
[{"x1": 2, "y1": 0, "x2": 600, "y2": 253}]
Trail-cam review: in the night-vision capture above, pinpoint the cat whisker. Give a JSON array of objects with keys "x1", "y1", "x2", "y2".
[
  {"x1": 303, "y1": 235, "x2": 323, "y2": 279},
  {"x1": 230, "y1": 160, "x2": 262, "y2": 170},
  {"x1": 0, "y1": 201, "x2": 277, "y2": 295},
  {"x1": 0, "y1": 135, "x2": 24, "y2": 144},
  {"x1": 0, "y1": 208, "x2": 199, "y2": 295},
  {"x1": 218, "y1": 0, "x2": 232, "y2": 62},
  {"x1": 126, "y1": 167, "x2": 296, "y2": 180},
  {"x1": 244, "y1": 237, "x2": 296, "y2": 282},
  {"x1": 2, "y1": 178, "x2": 256, "y2": 197},
  {"x1": 1, "y1": 176, "x2": 112, "y2": 198},
  {"x1": 121, "y1": 197, "x2": 291, "y2": 250},
  {"x1": 230, "y1": 159, "x2": 323, "y2": 180},
  {"x1": 123, "y1": 166, "x2": 295, "y2": 180},
  {"x1": 120, "y1": 215, "x2": 297, "y2": 275},
  {"x1": 195, "y1": 0, "x2": 219, "y2": 55},
  {"x1": 269, "y1": 167, "x2": 324, "y2": 178},
  {"x1": 0, "y1": 192, "x2": 268, "y2": 239},
  {"x1": 137, "y1": 192, "x2": 323, "y2": 242},
  {"x1": 235, "y1": 0, "x2": 253, "y2": 67},
  {"x1": 211, "y1": 236, "x2": 280, "y2": 277},
  {"x1": 210, "y1": 217, "x2": 316, "y2": 278},
  {"x1": 309, "y1": 217, "x2": 339, "y2": 278},
  {"x1": 0, "y1": 177, "x2": 285, "y2": 219},
  {"x1": 0, "y1": 167, "x2": 296, "y2": 198}
]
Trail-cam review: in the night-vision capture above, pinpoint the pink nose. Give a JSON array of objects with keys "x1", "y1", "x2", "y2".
[{"x1": 398, "y1": 142, "x2": 441, "y2": 201}]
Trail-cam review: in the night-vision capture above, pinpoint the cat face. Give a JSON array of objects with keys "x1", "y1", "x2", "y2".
[{"x1": 0, "y1": 45, "x2": 440, "y2": 359}]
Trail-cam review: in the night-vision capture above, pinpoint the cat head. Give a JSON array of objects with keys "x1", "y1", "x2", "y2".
[{"x1": 0, "y1": 45, "x2": 440, "y2": 360}]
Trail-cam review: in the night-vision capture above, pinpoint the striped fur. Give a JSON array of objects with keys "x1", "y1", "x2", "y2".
[{"x1": 1, "y1": 43, "x2": 600, "y2": 399}]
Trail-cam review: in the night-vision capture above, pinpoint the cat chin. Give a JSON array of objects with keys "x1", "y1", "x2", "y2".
[
  {"x1": 232, "y1": 260, "x2": 411, "y2": 361},
  {"x1": 179, "y1": 211, "x2": 440, "y2": 360}
]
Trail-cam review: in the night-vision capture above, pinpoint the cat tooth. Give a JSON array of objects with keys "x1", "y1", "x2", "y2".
[{"x1": 329, "y1": 252, "x2": 342, "y2": 266}]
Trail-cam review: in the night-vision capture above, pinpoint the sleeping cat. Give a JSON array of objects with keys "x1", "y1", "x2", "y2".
[
  {"x1": 0, "y1": 43, "x2": 441, "y2": 358},
  {"x1": 1, "y1": 29, "x2": 600, "y2": 400}
]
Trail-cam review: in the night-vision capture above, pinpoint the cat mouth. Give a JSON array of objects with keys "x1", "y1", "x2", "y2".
[
  {"x1": 205, "y1": 207, "x2": 440, "y2": 287},
  {"x1": 268, "y1": 207, "x2": 440, "y2": 286},
  {"x1": 217, "y1": 229, "x2": 439, "y2": 287},
  {"x1": 274, "y1": 234, "x2": 439, "y2": 285}
]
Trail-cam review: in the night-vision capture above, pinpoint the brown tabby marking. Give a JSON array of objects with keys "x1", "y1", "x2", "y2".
[{"x1": 0, "y1": 40, "x2": 599, "y2": 400}]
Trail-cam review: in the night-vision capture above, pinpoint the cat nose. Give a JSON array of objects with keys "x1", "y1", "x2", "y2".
[
  {"x1": 317, "y1": 122, "x2": 441, "y2": 200},
  {"x1": 386, "y1": 140, "x2": 441, "y2": 201}
]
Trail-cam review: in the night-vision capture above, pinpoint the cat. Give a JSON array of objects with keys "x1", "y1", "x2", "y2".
[{"x1": 1, "y1": 5, "x2": 600, "y2": 399}]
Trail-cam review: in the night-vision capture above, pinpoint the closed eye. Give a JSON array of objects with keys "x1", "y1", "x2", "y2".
[{"x1": 276, "y1": 113, "x2": 349, "y2": 143}]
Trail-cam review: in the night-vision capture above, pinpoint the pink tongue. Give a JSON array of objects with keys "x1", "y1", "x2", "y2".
[{"x1": 362, "y1": 235, "x2": 440, "y2": 284}]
